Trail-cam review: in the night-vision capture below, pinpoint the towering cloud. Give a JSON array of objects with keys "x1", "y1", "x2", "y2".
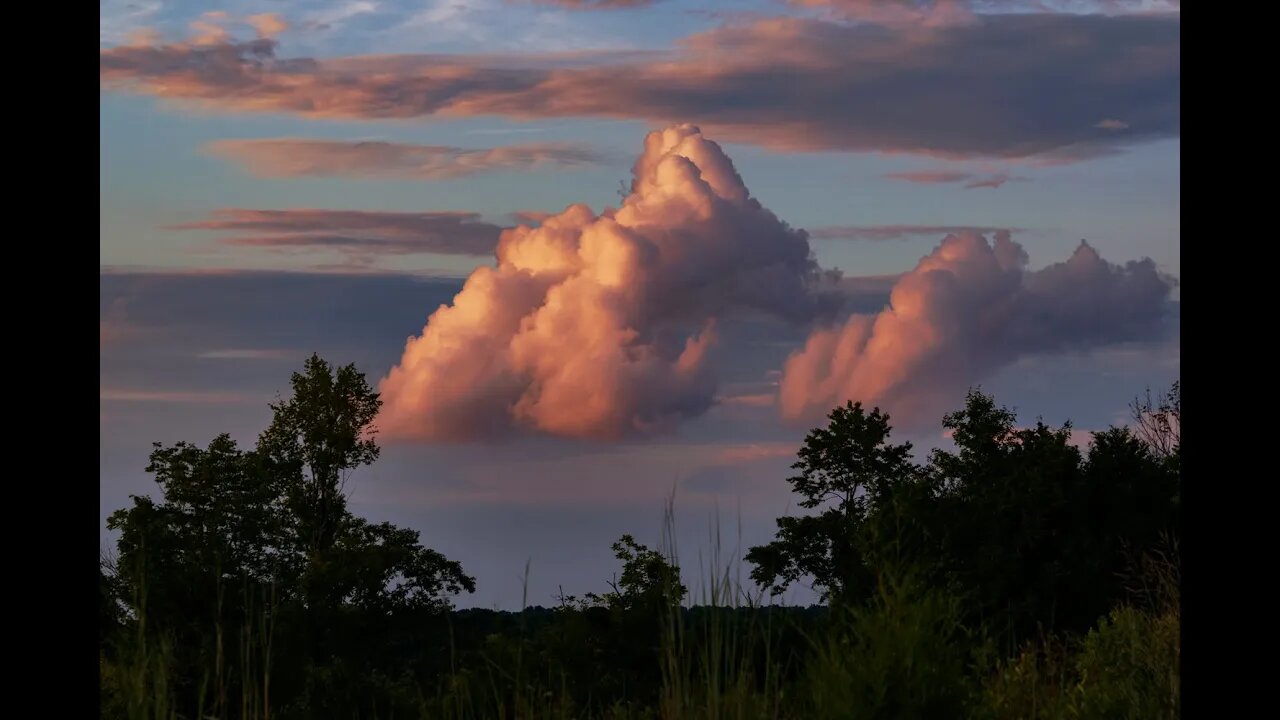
[
  {"x1": 378, "y1": 125, "x2": 820, "y2": 442},
  {"x1": 778, "y1": 231, "x2": 1174, "y2": 427}
]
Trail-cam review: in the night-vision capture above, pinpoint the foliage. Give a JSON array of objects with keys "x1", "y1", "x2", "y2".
[
  {"x1": 747, "y1": 385, "x2": 1181, "y2": 644},
  {"x1": 745, "y1": 402, "x2": 916, "y2": 603},
  {"x1": 104, "y1": 354, "x2": 474, "y2": 718},
  {"x1": 100, "y1": 366, "x2": 1181, "y2": 719}
]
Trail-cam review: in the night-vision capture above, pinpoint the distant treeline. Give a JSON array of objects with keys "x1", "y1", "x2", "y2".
[{"x1": 100, "y1": 355, "x2": 1180, "y2": 719}]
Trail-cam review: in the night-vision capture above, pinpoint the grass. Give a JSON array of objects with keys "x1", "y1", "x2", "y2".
[{"x1": 101, "y1": 507, "x2": 1179, "y2": 720}]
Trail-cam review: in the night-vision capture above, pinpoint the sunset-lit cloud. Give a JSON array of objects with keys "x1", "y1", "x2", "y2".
[
  {"x1": 788, "y1": 0, "x2": 977, "y2": 27},
  {"x1": 204, "y1": 138, "x2": 604, "y2": 180},
  {"x1": 246, "y1": 13, "x2": 290, "y2": 38},
  {"x1": 884, "y1": 170, "x2": 972, "y2": 184},
  {"x1": 779, "y1": 232, "x2": 1174, "y2": 429},
  {"x1": 99, "y1": 12, "x2": 1178, "y2": 161},
  {"x1": 169, "y1": 209, "x2": 504, "y2": 261},
  {"x1": 884, "y1": 170, "x2": 1030, "y2": 189},
  {"x1": 377, "y1": 125, "x2": 822, "y2": 442}
]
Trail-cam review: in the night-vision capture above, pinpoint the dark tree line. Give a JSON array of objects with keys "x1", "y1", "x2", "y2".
[{"x1": 100, "y1": 356, "x2": 1180, "y2": 718}]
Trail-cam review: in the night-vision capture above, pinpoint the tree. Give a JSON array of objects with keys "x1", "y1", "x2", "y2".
[
  {"x1": 589, "y1": 534, "x2": 687, "y2": 613},
  {"x1": 1131, "y1": 381, "x2": 1180, "y2": 464},
  {"x1": 746, "y1": 402, "x2": 917, "y2": 604},
  {"x1": 104, "y1": 355, "x2": 476, "y2": 715}
]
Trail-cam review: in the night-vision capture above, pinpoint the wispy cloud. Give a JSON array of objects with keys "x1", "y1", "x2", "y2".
[
  {"x1": 809, "y1": 225, "x2": 1022, "y2": 241},
  {"x1": 169, "y1": 209, "x2": 505, "y2": 263},
  {"x1": 100, "y1": 388, "x2": 262, "y2": 405},
  {"x1": 100, "y1": 12, "x2": 1178, "y2": 161},
  {"x1": 884, "y1": 169, "x2": 1029, "y2": 189},
  {"x1": 203, "y1": 138, "x2": 604, "y2": 180},
  {"x1": 520, "y1": 0, "x2": 659, "y2": 8}
]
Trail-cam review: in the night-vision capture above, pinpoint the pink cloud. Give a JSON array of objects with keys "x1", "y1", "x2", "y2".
[
  {"x1": 168, "y1": 208, "x2": 505, "y2": 262},
  {"x1": 203, "y1": 138, "x2": 603, "y2": 180},
  {"x1": 885, "y1": 170, "x2": 974, "y2": 184},
  {"x1": 245, "y1": 13, "x2": 289, "y2": 38},
  {"x1": 884, "y1": 169, "x2": 1028, "y2": 189},
  {"x1": 779, "y1": 232, "x2": 1174, "y2": 429},
  {"x1": 377, "y1": 125, "x2": 821, "y2": 442},
  {"x1": 99, "y1": 12, "x2": 1179, "y2": 161},
  {"x1": 809, "y1": 225, "x2": 1020, "y2": 241}
]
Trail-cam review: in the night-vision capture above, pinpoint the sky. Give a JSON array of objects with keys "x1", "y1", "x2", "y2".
[{"x1": 100, "y1": 0, "x2": 1180, "y2": 609}]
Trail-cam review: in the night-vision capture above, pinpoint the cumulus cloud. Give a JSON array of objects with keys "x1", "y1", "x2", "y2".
[
  {"x1": 779, "y1": 231, "x2": 1174, "y2": 429},
  {"x1": 99, "y1": 12, "x2": 1178, "y2": 161},
  {"x1": 377, "y1": 125, "x2": 821, "y2": 442},
  {"x1": 204, "y1": 138, "x2": 603, "y2": 180},
  {"x1": 169, "y1": 209, "x2": 504, "y2": 262}
]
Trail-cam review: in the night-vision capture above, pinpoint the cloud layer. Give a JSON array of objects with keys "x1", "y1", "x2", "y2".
[
  {"x1": 170, "y1": 209, "x2": 505, "y2": 262},
  {"x1": 810, "y1": 225, "x2": 1021, "y2": 242},
  {"x1": 377, "y1": 125, "x2": 821, "y2": 442},
  {"x1": 204, "y1": 138, "x2": 603, "y2": 180},
  {"x1": 778, "y1": 231, "x2": 1174, "y2": 428},
  {"x1": 100, "y1": 11, "x2": 1178, "y2": 161},
  {"x1": 884, "y1": 170, "x2": 1029, "y2": 189}
]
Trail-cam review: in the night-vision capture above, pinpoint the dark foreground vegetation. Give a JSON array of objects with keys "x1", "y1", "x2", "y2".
[{"x1": 100, "y1": 356, "x2": 1180, "y2": 719}]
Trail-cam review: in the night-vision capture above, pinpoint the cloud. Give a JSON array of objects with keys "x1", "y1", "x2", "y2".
[
  {"x1": 809, "y1": 225, "x2": 1020, "y2": 241},
  {"x1": 885, "y1": 170, "x2": 973, "y2": 184},
  {"x1": 100, "y1": 297, "x2": 135, "y2": 349},
  {"x1": 99, "y1": 12, "x2": 1179, "y2": 161},
  {"x1": 788, "y1": 0, "x2": 978, "y2": 27},
  {"x1": 377, "y1": 125, "x2": 822, "y2": 442},
  {"x1": 521, "y1": 0, "x2": 658, "y2": 8},
  {"x1": 884, "y1": 169, "x2": 1029, "y2": 189},
  {"x1": 1095, "y1": 118, "x2": 1130, "y2": 130},
  {"x1": 169, "y1": 209, "x2": 505, "y2": 261},
  {"x1": 204, "y1": 138, "x2": 603, "y2": 180},
  {"x1": 100, "y1": 1, "x2": 162, "y2": 45},
  {"x1": 963, "y1": 173, "x2": 1028, "y2": 189},
  {"x1": 509, "y1": 210, "x2": 556, "y2": 225},
  {"x1": 805, "y1": 0, "x2": 1181, "y2": 19},
  {"x1": 246, "y1": 13, "x2": 290, "y2": 38},
  {"x1": 779, "y1": 231, "x2": 1174, "y2": 429},
  {"x1": 303, "y1": 1, "x2": 380, "y2": 33},
  {"x1": 100, "y1": 389, "x2": 261, "y2": 405}
]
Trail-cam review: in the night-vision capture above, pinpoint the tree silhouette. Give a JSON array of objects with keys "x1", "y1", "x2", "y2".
[
  {"x1": 105, "y1": 355, "x2": 476, "y2": 713},
  {"x1": 746, "y1": 401, "x2": 916, "y2": 603}
]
